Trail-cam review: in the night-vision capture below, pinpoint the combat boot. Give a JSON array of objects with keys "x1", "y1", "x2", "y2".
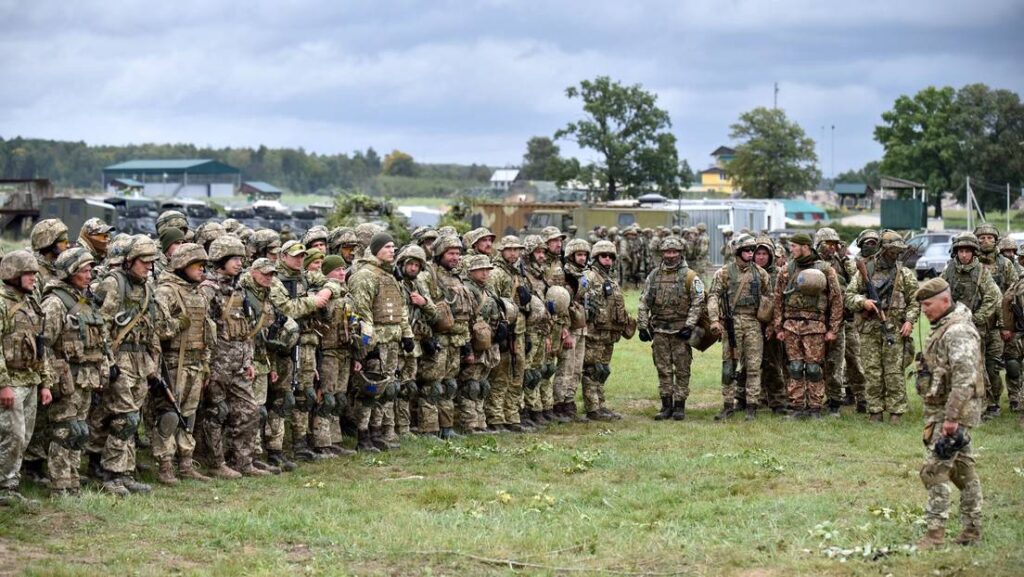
[
  {"x1": 1010, "y1": 400, "x2": 1020, "y2": 412},
  {"x1": 531, "y1": 410, "x2": 548, "y2": 425},
  {"x1": 87, "y1": 452, "x2": 104, "y2": 481},
  {"x1": 100, "y1": 475, "x2": 130, "y2": 497},
  {"x1": 357, "y1": 429, "x2": 380, "y2": 453},
  {"x1": 809, "y1": 408, "x2": 823, "y2": 419},
  {"x1": 601, "y1": 407, "x2": 623, "y2": 420},
  {"x1": 569, "y1": 402, "x2": 589, "y2": 423},
  {"x1": 237, "y1": 464, "x2": 272, "y2": 478},
  {"x1": 916, "y1": 527, "x2": 946, "y2": 550},
  {"x1": 252, "y1": 459, "x2": 282, "y2": 475},
  {"x1": 889, "y1": 413, "x2": 902, "y2": 425},
  {"x1": 827, "y1": 400, "x2": 842, "y2": 418},
  {"x1": 654, "y1": 396, "x2": 674, "y2": 421},
  {"x1": 369, "y1": 426, "x2": 390, "y2": 451},
  {"x1": 587, "y1": 410, "x2": 613, "y2": 422},
  {"x1": 439, "y1": 427, "x2": 462, "y2": 440},
  {"x1": 311, "y1": 447, "x2": 337, "y2": 460},
  {"x1": 856, "y1": 401, "x2": 867, "y2": 414},
  {"x1": 745, "y1": 404, "x2": 758, "y2": 421},
  {"x1": 267, "y1": 451, "x2": 298, "y2": 472},
  {"x1": 953, "y1": 524, "x2": 981, "y2": 546},
  {"x1": 981, "y1": 405, "x2": 1000, "y2": 420},
  {"x1": 211, "y1": 463, "x2": 242, "y2": 480},
  {"x1": 549, "y1": 407, "x2": 569, "y2": 424},
  {"x1": 156, "y1": 457, "x2": 179, "y2": 486},
  {"x1": 671, "y1": 399, "x2": 686, "y2": 421},
  {"x1": 519, "y1": 409, "x2": 536, "y2": 428},
  {"x1": 844, "y1": 389, "x2": 856, "y2": 406},
  {"x1": 21, "y1": 460, "x2": 47, "y2": 486},
  {"x1": 713, "y1": 402, "x2": 735, "y2": 421},
  {"x1": 0, "y1": 488, "x2": 40, "y2": 507},
  {"x1": 735, "y1": 397, "x2": 747, "y2": 411},
  {"x1": 292, "y1": 438, "x2": 321, "y2": 462},
  {"x1": 328, "y1": 443, "x2": 357, "y2": 457},
  {"x1": 868, "y1": 413, "x2": 883, "y2": 423},
  {"x1": 50, "y1": 487, "x2": 79, "y2": 499},
  {"x1": 120, "y1": 476, "x2": 152, "y2": 494},
  {"x1": 179, "y1": 457, "x2": 213, "y2": 482},
  {"x1": 505, "y1": 423, "x2": 527, "y2": 433}
]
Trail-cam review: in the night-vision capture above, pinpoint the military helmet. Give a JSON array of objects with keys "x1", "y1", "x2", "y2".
[
  {"x1": 623, "y1": 226, "x2": 638, "y2": 236},
  {"x1": 497, "y1": 235, "x2": 525, "y2": 251},
  {"x1": 250, "y1": 228, "x2": 281, "y2": 256},
  {"x1": 754, "y1": 234, "x2": 775, "y2": 254},
  {"x1": 302, "y1": 225, "x2": 329, "y2": 247},
  {"x1": 879, "y1": 229, "x2": 906, "y2": 250},
  {"x1": 540, "y1": 226, "x2": 565, "y2": 243},
  {"x1": 437, "y1": 225, "x2": 458, "y2": 237},
  {"x1": 411, "y1": 226, "x2": 439, "y2": 244},
  {"x1": 696, "y1": 222, "x2": 707, "y2": 232},
  {"x1": 125, "y1": 235, "x2": 160, "y2": 263},
  {"x1": 169, "y1": 243, "x2": 208, "y2": 271},
  {"x1": 608, "y1": 226, "x2": 620, "y2": 236},
  {"x1": 660, "y1": 237, "x2": 685, "y2": 252},
  {"x1": 105, "y1": 234, "x2": 135, "y2": 267},
  {"x1": 354, "y1": 222, "x2": 383, "y2": 246},
  {"x1": 732, "y1": 233, "x2": 757, "y2": 255},
  {"x1": 235, "y1": 225, "x2": 254, "y2": 243},
  {"x1": 432, "y1": 234, "x2": 463, "y2": 258},
  {"x1": 545, "y1": 285, "x2": 571, "y2": 315},
  {"x1": 591, "y1": 240, "x2": 616, "y2": 258},
  {"x1": 795, "y1": 268, "x2": 827, "y2": 296},
  {"x1": 951, "y1": 232, "x2": 981, "y2": 252},
  {"x1": 0, "y1": 249, "x2": 39, "y2": 281},
  {"x1": 855, "y1": 229, "x2": 880, "y2": 247},
  {"x1": 671, "y1": 225, "x2": 682, "y2": 235},
  {"x1": 330, "y1": 228, "x2": 359, "y2": 251},
  {"x1": 463, "y1": 227, "x2": 496, "y2": 249},
  {"x1": 208, "y1": 235, "x2": 246, "y2": 263},
  {"x1": 973, "y1": 222, "x2": 1000, "y2": 240},
  {"x1": 523, "y1": 234, "x2": 545, "y2": 254},
  {"x1": 193, "y1": 222, "x2": 225, "y2": 248},
  {"x1": 396, "y1": 244, "x2": 428, "y2": 267},
  {"x1": 813, "y1": 227, "x2": 841, "y2": 249},
  {"x1": 564, "y1": 238, "x2": 591, "y2": 256},
  {"x1": 156, "y1": 210, "x2": 188, "y2": 233},
  {"x1": 997, "y1": 237, "x2": 1017, "y2": 253},
  {"x1": 31, "y1": 218, "x2": 69, "y2": 251},
  {"x1": 221, "y1": 218, "x2": 241, "y2": 234},
  {"x1": 1017, "y1": 243, "x2": 1024, "y2": 258},
  {"x1": 53, "y1": 246, "x2": 94, "y2": 280}
]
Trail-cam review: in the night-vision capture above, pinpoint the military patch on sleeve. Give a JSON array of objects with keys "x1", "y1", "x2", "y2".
[{"x1": 693, "y1": 278, "x2": 704, "y2": 295}]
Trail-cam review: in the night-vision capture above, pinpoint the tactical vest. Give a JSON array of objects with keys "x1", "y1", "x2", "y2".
[
  {"x1": 2, "y1": 293, "x2": 44, "y2": 371},
  {"x1": 401, "y1": 279, "x2": 433, "y2": 340},
  {"x1": 207, "y1": 281, "x2": 252, "y2": 342},
  {"x1": 372, "y1": 270, "x2": 404, "y2": 326},
  {"x1": 644, "y1": 265, "x2": 697, "y2": 330},
  {"x1": 49, "y1": 286, "x2": 106, "y2": 364},
  {"x1": 437, "y1": 268, "x2": 474, "y2": 324},
  {"x1": 726, "y1": 262, "x2": 759, "y2": 310},
  {"x1": 545, "y1": 258, "x2": 566, "y2": 287},
  {"x1": 865, "y1": 260, "x2": 903, "y2": 312},
  {"x1": 167, "y1": 283, "x2": 208, "y2": 351},
  {"x1": 942, "y1": 264, "x2": 983, "y2": 310},
  {"x1": 110, "y1": 270, "x2": 158, "y2": 350},
  {"x1": 783, "y1": 261, "x2": 830, "y2": 317},
  {"x1": 591, "y1": 269, "x2": 626, "y2": 332}
]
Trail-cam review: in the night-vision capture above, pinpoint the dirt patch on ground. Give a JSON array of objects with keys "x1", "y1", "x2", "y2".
[{"x1": 0, "y1": 537, "x2": 53, "y2": 576}]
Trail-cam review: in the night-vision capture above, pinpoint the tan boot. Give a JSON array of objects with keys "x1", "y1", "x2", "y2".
[
  {"x1": 178, "y1": 458, "x2": 213, "y2": 482},
  {"x1": 916, "y1": 527, "x2": 946, "y2": 550},
  {"x1": 211, "y1": 463, "x2": 242, "y2": 480},
  {"x1": 889, "y1": 413, "x2": 902, "y2": 425},
  {"x1": 157, "y1": 458, "x2": 179, "y2": 486},
  {"x1": 237, "y1": 464, "x2": 272, "y2": 477},
  {"x1": 954, "y1": 525, "x2": 981, "y2": 546}
]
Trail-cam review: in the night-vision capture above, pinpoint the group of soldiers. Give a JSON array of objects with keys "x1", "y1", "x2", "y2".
[{"x1": 585, "y1": 223, "x2": 712, "y2": 288}]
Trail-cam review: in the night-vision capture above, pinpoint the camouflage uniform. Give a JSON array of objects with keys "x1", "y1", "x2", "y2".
[
  {"x1": 582, "y1": 241, "x2": 632, "y2": 420},
  {"x1": 998, "y1": 238, "x2": 1024, "y2": 411},
  {"x1": 815, "y1": 228, "x2": 856, "y2": 415},
  {"x1": 974, "y1": 224, "x2": 1018, "y2": 417},
  {"x1": 772, "y1": 246, "x2": 844, "y2": 416},
  {"x1": 486, "y1": 237, "x2": 529, "y2": 429},
  {"x1": 153, "y1": 244, "x2": 219, "y2": 480},
  {"x1": 521, "y1": 235, "x2": 555, "y2": 425},
  {"x1": 555, "y1": 239, "x2": 590, "y2": 421},
  {"x1": 707, "y1": 234, "x2": 771, "y2": 418},
  {"x1": 754, "y1": 236, "x2": 787, "y2": 413},
  {"x1": 845, "y1": 233, "x2": 920, "y2": 418},
  {"x1": 41, "y1": 248, "x2": 108, "y2": 494},
  {"x1": 394, "y1": 247, "x2": 435, "y2": 436},
  {"x1": 916, "y1": 297, "x2": 984, "y2": 546},
  {"x1": 638, "y1": 238, "x2": 705, "y2": 419},
  {"x1": 458, "y1": 256, "x2": 502, "y2": 432},
  {"x1": 695, "y1": 224, "x2": 710, "y2": 273}
]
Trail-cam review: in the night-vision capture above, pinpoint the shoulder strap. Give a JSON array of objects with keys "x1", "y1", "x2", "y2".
[
  {"x1": 51, "y1": 287, "x2": 81, "y2": 316},
  {"x1": 112, "y1": 281, "x2": 152, "y2": 350}
]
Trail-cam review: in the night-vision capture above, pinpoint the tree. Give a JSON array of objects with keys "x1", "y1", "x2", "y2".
[
  {"x1": 678, "y1": 159, "x2": 695, "y2": 192},
  {"x1": 381, "y1": 149, "x2": 418, "y2": 177},
  {"x1": 520, "y1": 136, "x2": 563, "y2": 180},
  {"x1": 835, "y1": 160, "x2": 881, "y2": 189},
  {"x1": 555, "y1": 76, "x2": 678, "y2": 200},
  {"x1": 728, "y1": 107, "x2": 820, "y2": 199}
]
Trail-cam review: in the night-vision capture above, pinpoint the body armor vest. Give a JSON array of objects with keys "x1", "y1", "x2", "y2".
[
  {"x1": 110, "y1": 270, "x2": 158, "y2": 349},
  {"x1": 50, "y1": 286, "x2": 106, "y2": 364},
  {"x1": 942, "y1": 263, "x2": 983, "y2": 310},
  {"x1": 591, "y1": 268, "x2": 626, "y2": 332},
  {"x1": 207, "y1": 280, "x2": 252, "y2": 342},
  {"x1": 168, "y1": 284, "x2": 208, "y2": 351},
  {"x1": 865, "y1": 260, "x2": 903, "y2": 312},
  {"x1": 783, "y1": 261, "x2": 829, "y2": 317},
  {"x1": 372, "y1": 269, "x2": 404, "y2": 325},
  {"x1": 545, "y1": 258, "x2": 566, "y2": 287},
  {"x1": 645, "y1": 265, "x2": 695, "y2": 330},
  {"x1": 2, "y1": 292, "x2": 44, "y2": 371},
  {"x1": 437, "y1": 268, "x2": 474, "y2": 324},
  {"x1": 726, "y1": 262, "x2": 759, "y2": 310}
]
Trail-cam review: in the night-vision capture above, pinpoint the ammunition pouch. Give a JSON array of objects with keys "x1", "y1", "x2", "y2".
[
  {"x1": 787, "y1": 360, "x2": 805, "y2": 380},
  {"x1": 1007, "y1": 359, "x2": 1022, "y2": 380},
  {"x1": 110, "y1": 411, "x2": 141, "y2": 441},
  {"x1": 804, "y1": 363, "x2": 823, "y2": 382}
]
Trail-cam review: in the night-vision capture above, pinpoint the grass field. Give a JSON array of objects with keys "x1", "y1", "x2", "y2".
[{"x1": 2, "y1": 293, "x2": 1023, "y2": 576}]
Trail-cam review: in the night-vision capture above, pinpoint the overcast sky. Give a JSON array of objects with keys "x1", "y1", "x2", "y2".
[{"x1": 2, "y1": 0, "x2": 1022, "y2": 176}]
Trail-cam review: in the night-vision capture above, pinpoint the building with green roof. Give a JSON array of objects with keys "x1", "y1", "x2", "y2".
[{"x1": 102, "y1": 159, "x2": 241, "y2": 199}]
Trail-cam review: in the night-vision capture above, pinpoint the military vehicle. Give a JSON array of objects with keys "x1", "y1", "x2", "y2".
[
  {"x1": 39, "y1": 197, "x2": 119, "y2": 239},
  {"x1": 0, "y1": 178, "x2": 57, "y2": 237},
  {"x1": 102, "y1": 196, "x2": 159, "y2": 235},
  {"x1": 159, "y1": 198, "x2": 218, "y2": 229}
]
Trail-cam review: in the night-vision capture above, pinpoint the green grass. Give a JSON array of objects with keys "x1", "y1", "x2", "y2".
[{"x1": 3, "y1": 292, "x2": 1023, "y2": 576}]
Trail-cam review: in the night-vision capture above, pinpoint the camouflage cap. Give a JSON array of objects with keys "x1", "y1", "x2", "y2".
[
  {"x1": 463, "y1": 227, "x2": 496, "y2": 249},
  {"x1": 540, "y1": 226, "x2": 565, "y2": 242},
  {"x1": 464, "y1": 254, "x2": 494, "y2": 272},
  {"x1": 0, "y1": 250, "x2": 39, "y2": 280},
  {"x1": 250, "y1": 258, "x2": 277, "y2": 274},
  {"x1": 80, "y1": 218, "x2": 114, "y2": 237},
  {"x1": 280, "y1": 240, "x2": 307, "y2": 257},
  {"x1": 498, "y1": 235, "x2": 525, "y2": 250},
  {"x1": 30, "y1": 218, "x2": 69, "y2": 251},
  {"x1": 914, "y1": 277, "x2": 950, "y2": 302},
  {"x1": 54, "y1": 246, "x2": 94, "y2": 280}
]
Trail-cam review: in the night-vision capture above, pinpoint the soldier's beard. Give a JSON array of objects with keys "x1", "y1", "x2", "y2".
[{"x1": 663, "y1": 256, "x2": 681, "y2": 267}]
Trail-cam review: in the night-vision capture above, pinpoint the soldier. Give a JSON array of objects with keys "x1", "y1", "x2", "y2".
[
  {"x1": 815, "y1": 227, "x2": 856, "y2": 417},
  {"x1": 393, "y1": 247, "x2": 436, "y2": 438},
  {"x1": 973, "y1": 223, "x2": 1018, "y2": 419},
  {"x1": 487, "y1": 236, "x2": 530, "y2": 432},
  {"x1": 772, "y1": 233, "x2": 843, "y2": 419},
  {"x1": 845, "y1": 231, "x2": 920, "y2": 423},
  {"x1": 754, "y1": 235, "x2": 787, "y2": 414},
  {"x1": 250, "y1": 229, "x2": 282, "y2": 262},
  {"x1": 303, "y1": 226, "x2": 330, "y2": 254},
  {"x1": 89, "y1": 236, "x2": 161, "y2": 495},
  {"x1": 198, "y1": 236, "x2": 272, "y2": 477},
  {"x1": 617, "y1": 228, "x2": 637, "y2": 288},
  {"x1": 555, "y1": 238, "x2": 591, "y2": 422},
  {"x1": 304, "y1": 249, "x2": 325, "y2": 274},
  {"x1": 941, "y1": 233, "x2": 1002, "y2": 420},
  {"x1": 193, "y1": 222, "x2": 226, "y2": 252},
  {"x1": 720, "y1": 228, "x2": 734, "y2": 260},
  {"x1": 707, "y1": 234, "x2": 771, "y2": 420},
  {"x1": 997, "y1": 237, "x2": 1023, "y2": 410},
  {"x1": 156, "y1": 210, "x2": 190, "y2": 239},
  {"x1": 913, "y1": 278, "x2": 984, "y2": 549},
  {"x1": 41, "y1": 248, "x2": 106, "y2": 497},
  {"x1": 78, "y1": 218, "x2": 114, "y2": 267},
  {"x1": 521, "y1": 235, "x2": 555, "y2": 426},
  {"x1": 411, "y1": 227, "x2": 439, "y2": 260},
  {"x1": 152, "y1": 243, "x2": 223, "y2": 484},
  {"x1": 459, "y1": 255, "x2": 503, "y2": 433},
  {"x1": 695, "y1": 223, "x2": 710, "y2": 273},
  {"x1": 582, "y1": 240, "x2": 632, "y2": 420},
  {"x1": 538, "y1": 227, "x2": 570, "y2": 423},
  {"x1": 348, "y1": 233, "x2": 414, "y2": 451},
  {"x1": 0, "y1": 251, "x2": 53, "y2": 506},
  {"x1": 156, "y1": 227, "x2": 186, "y2": 278},
  {"x1": 638, "y1": 237, "x2": 705, "y2": 420}
]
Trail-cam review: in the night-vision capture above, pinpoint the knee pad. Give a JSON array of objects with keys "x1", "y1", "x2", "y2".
[
  {"x1": 583, "y1": 363, "x2": 598, "y2": 380},
  {"x1": 542, "y1": 363, "x2": 557, "y2": 379},
  {"x1": 52, "y1": 421, "x2": 79, "y2": 451},
  {"x1": 157, "y1": 411, "x2": 180, "y2": 437},
  {"x1": 333, "y1": 391, "x2": 349, "y2": 416},
  {"x1": 598, "y1": 363, "x2": 612, "y2": 384},
  {"x1": 443, "y1": 378, "x2": 459, "y2": 400},
  {"x1": 110, "y1": 411, "x2": 141, "y2": 441},
  {"x1": 317, "y1": 392, "x2": 337, "y2": 417},
  {"x1": 1007, "y1": 360, "x2": 1022, "y2": 380},
  {"x1": 524, "y1": 369, "x2": 540, "y2": 390},
  {"x1": 398, "y1": 380, "x2": 418, "y2": 401},
  {"x1": 479, "y1": 379, "x2": 491, "y2": 400},
  {"x1": 804, "y1": 363, "x2": 824, "y2": 382},
  {"x1": 787, "y1": 361, "x2": 805, "y2": 380},
  {"x1": 382, "y1": 381, "x2": 399, "y2": 403},
  {"x1": 459, "y1": 380, "x2": 481, "y2": 402},
  {"x1": 722, "y1": 360, "x2": 736, "y2": 385}
]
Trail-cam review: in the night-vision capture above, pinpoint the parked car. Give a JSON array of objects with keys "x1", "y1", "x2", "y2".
[
  {"x1": 915, "y1": 242, "x2": 951, "y2": 279},
  {"x1": 903, "y1": 232, "x2": 956, "y2": 271}
]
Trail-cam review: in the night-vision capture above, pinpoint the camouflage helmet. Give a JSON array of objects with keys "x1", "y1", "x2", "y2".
[
  {"x1": 813, "y1": 227, "x2": 841, "y2": 249},
  {"x1": 53, "y1": 246, "x2": 94, "y2": 280},
  {"x1": 754, "y1": 234, "x2": 775, "y2": 254},
  {"x1": 951, "y1": 232, "x2": 981, "y2": 252},
  {"x1": 973, "y1": 222, "x2": 1000, "y2": 240},
  {"x1": 124, "y1": 235, "x2": 160, "y2": 263},
  {"x1": 545, "y1": 285, "x2": 571, "y2": 315},
  {"x1": 591, "y1": 240, "x2": 616, "y2": 258},
  {"x1": 540, "y1": 226, "x2": 565, "y2": 243},
  {"x1": 156, "y1": 210, "x2": 188, "y2": 233},
  {"x1": 696, "y1": 222, "x2": 707, "y2": 232},
  {"x1": 0, "y1": 249, "x2": 39, "y2": 281},
  {"x1": 235, "y1": 225, "x2": 254, "y2": 244},
  {"x1": 608, "y1": 226, "x2": 620, "y2": 236},
  {"x1": 1017, "y1": 243, "x2": 1024, "y2": 258},
  {"x1": 437, "y1": 225, "x2": 458, "y2": 237},
  {"x1": 497, "y1": 235, "x2": 525, "y2": 251},
  {"x1": 250, "y1": 228, "x2": 281, "y2": 254},
  {"x1": 464, "y1": 254, "x2": 494, "y2": 272},
  {"x1": 879, "y1": 229, "x2": 906, "y2": 250},
  {"x1": 329, "y1": 227, "x2": 358, "y2": 251},
  {"x1": 671, "y1": 225, "x2": 681, "y2": 235},
  {"x1": 221, "y1": 218, "x2": 242, "y2": 234},
  {"x1": 302, "y1": 225, "x2": 329, "y2": 247},
  {"x1": 660, "y1": 237, "x2": 685, "y2": 252},
  {"x1": 396, "y1": 244, "x2": 428, "y2": 268},
  {"x1": 208, "y1": 235, "x2": 246, "y2": 263},
  {"x1": 564, "y1": 238, "x2": 591, "y2": 256},
  {"x1": 997, "y1": 237, "x2": 1017, "y2": 253},
  {"x1": 105, "y1": 234, "x2": 135, "y2": 267},
  {"x1": 432, "y1": 234, "x2": 463, "y2": 258},
  {"x1": 31, "y1": 218, "x2": 69, "y2": 251},
  {"x1": 623, "y1": 226, "x2": 638, "y2": 236},
  {"x1": 463, "y1": 227, "x2": 496, "y2": 249},
  {"x1": 732, "y1": 233, "x2": 757, "y2": 255},
  {"x1": 354, "y1": 222, "x2": 383, "y2": 246},
  {"x1": 855, "y1": 229, "x2": 880, "y2": 247},
  {"x1": 169, "y1": 243, "x2": 208, "y2": 271},
  {"x1": 194, "y1": 222, "x2": 226, "y2": 247},
  {"x1": 523, "y1": 234, "x2": 545, "y2": 254},
  {"x1": 411, "y1": 226, "x2": 439, "y2": 244}
]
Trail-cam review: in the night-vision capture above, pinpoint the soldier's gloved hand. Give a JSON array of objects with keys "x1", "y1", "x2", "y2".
[
  {"x1": 303, "y1": 387, "x2": 317, "y2": 407},
  {"x1": 546, "y1": 301, "x2": 556, "y2": 315},
  {"x1": 109, "y1": 365, "x2": 121, "y2": 383},
  {"x1": 281, "y1": 389, "x2": 296, "y2": 413},
  {"x1": 678, "y1": 327, "x2": 692, "y2": 340},
  {"x1": 639, "y1": 328, "x2": 652, "y2": 342},
  {"x1": 216, "y1": 400, "x2": 231, "y2": 424},
  {"x1": 401, "y1": 337, "x2": 415, "y2": 353},
  {"x1": 494, "y1": 321, "x2": 509, "y2": 343},
  {"x1": 421, "y1": 337, "x2": 437, "y2": 356},
  {"x1": 177, "y1": 315, "x2": 191, "y2": 331},
  {"x1": 517, "y1": 286, "x2": 532, "y2": 306}
]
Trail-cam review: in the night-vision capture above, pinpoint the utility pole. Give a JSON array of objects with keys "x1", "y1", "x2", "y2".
[
  {"x1": 967, "y1": 176, "x2": 972, "y2": 232},
  {"x1": 773, "y1": 82, "x2": 779, "y2": 109},
  {"x1": 830, "y1": 125, "x2": 835, "y2": 185},
  {"x1": 1008, "y1": 182, "x2": 1012, "y2": 233}
]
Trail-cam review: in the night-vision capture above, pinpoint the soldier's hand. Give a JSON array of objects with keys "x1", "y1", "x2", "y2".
[
  {"x1": 0, "y1": 386, "x2": 14, "y2": 409},
  {"x1": 942, "y1": 420, "x2": 959, "y2": 437},
  {"x1": 862, "y1": 299, "x2": 879, "y2": 315},
  {"x1": 824, "y1": 331, "x2": 836, "y2": 342},
  {"x1": 777, "y1": 331, "x2": 786, "y2": 341},
  {"x1": 270, "y1": 371, "x2": 279, "y2": 383},
  {"x1": 40, "y1": 388, "x2": 52, "y2": 406},
  {"x1": 709, "y1": 322, "x2": 722, "y2": 337},
  {"x1": 1001, "y1": 329, "x2": 1014, "y2": 342},
  {"x1": 900, "y1": 321, "x2": 913, "y2": 338},
  {"x1": 314, "y1": 289, "x2": 332, "y2": 308},
  {"x1": 410, "y1": 292, "x2": 426, "y2": 307},
  {"x1": 245, "y1": 366, "x2": 255, "y2": 381},
  {"x1": 354, "y1": 361, "x2": 362, "y2": 372}
]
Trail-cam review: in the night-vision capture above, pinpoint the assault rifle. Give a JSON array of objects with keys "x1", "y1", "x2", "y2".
[
  {"x1": 151, "y1": 367, "x2": 187, "y2": 430},
  {"x1": 856, "y1": 260, "x2": 895, "y2": 345},
  {"x1": 721, "y1": 282, "x2": 738, "y2": 354}
]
